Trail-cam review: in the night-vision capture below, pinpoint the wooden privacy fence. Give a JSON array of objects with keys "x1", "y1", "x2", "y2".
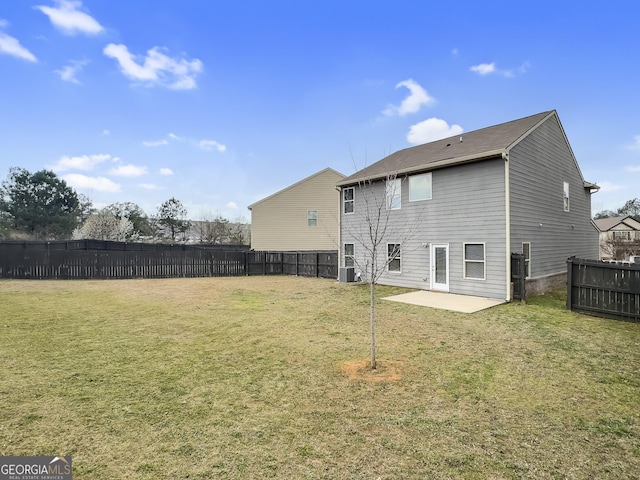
[
  {"x1": 0, "y1": 241, "x2": 338, "y2": 280},
  {"x1": 566, "y1": 257, "x2": 640, "y2": 321}
]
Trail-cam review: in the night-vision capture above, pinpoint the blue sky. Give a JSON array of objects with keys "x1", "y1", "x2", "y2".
[{"x1": 1, "y1": 0, "x2": 638, "y2": 220}]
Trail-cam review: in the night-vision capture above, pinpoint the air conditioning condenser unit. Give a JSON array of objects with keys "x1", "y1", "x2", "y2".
[{"x1": 339, "y1": 267, "x2": 355, "y2": 283}]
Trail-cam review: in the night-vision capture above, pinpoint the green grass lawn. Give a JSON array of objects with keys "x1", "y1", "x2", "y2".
[{"x1": 0, "y1": 277, "x2": 638, "y2": 479}]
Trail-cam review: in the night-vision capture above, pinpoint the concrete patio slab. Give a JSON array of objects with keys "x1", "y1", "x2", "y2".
[{"x1": 382, "y1": 290, "x2": 505, "y2": 313}]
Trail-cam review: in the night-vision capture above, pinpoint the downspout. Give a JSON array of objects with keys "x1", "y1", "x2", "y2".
[
  {"x1": 336, "y1": 186, "x2": 342, "y2": 270},
  {"x1": 503, "y1": 151, "x2": 512, "y2": 302}
]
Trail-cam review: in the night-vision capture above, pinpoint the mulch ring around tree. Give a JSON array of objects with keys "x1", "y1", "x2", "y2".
[{"x1": 339, "y1": 359, "x2": 411, "y2": 382}]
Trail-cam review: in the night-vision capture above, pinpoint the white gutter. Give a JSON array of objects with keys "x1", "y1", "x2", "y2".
[
  {"x1": 503, "y1": 151, "x2": 512, "y2": 302},
  {"x1": 336, "y1": 185, "x2": 342, "y2": 268},
  {"x1": 336, "y1": 149, "x2": 507, "y2": 187}
]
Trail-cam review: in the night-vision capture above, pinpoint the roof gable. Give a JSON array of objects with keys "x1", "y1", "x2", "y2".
[
  {"x1": 593, "y1": 215, "x2": 640, "y2": 232},
  {"x1": 248, "y1": 167, "x2": 344, "y2": 210},
  {"x1": 338, "y1": 111, "x2": 555, "y2": 186}
]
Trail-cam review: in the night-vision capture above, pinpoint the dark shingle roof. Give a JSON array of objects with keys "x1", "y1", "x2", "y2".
[{"x1": 338, "y1": 110, "x2": 555, "y2": 186}]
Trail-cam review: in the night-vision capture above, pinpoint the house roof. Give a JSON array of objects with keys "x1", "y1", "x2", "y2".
[
  {"x1": 337, "y1": 110, "x2": 597, "y2": 189},
  {"x1": 593, "y1": 215, "x2": 640, "y2": 232},
  {"x1": 247, "y1": 167, "x2": 345, "y2": 210}
]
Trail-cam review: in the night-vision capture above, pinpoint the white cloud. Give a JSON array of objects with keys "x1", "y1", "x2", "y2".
[
  {"x1": 198, "y1": 139, "x2": 226, "y2": 152},
  {"x1": 226, "y1": 201, "x2": 239, "y2": 210},
  {"x1": 0, "y1": 28, "x2": 38, "y2": 62},
  {"x1": 625, "y1": 165, "x2": 640, "y2": 173},
  {"x1": 470, "y1": 62, "x2": 496, "y2": 75},
  {"x1": 34, "y1": 0, "x2": 104, "y2": 36},
  {"x1": 138, "y1": 183, "x2": 163, "y2": 190},
  {"x1": 63, "y1": 173, "x2": 120, "y2": 192},
  {"x1": 383, "y1": 79, "x2": 435, "y2": 116},
  {"x1": 101, "y1": 129, "x2": 110, "y2": 136},
  {"x1": 597, "y1": 181, "x2": 626, "y2": 193},
  {"x1": 470, "y1": 61, "x2": 530, "y2": 77},
  {"x1": 159, "y1": 168, "x2": 174, "y2": 176},
  {"x1": 627, "y1": 135, "x2": 640, "y2": 151},
  {"x1": 145, "y1": 133, "x2": 226, "y2": 152},
  {"x1": 109, "y1": 164, "x2": 147, "y2": 177},
  {"x1": 168, "y1": 133, "x2": 185, "y2": 141},
  {"x1": 55, "y1": 59, "x2": 88, "y2": 84},
  {"x1": 51, "y1": 153, "x2": 112, "y2": 172},
  {"x1": 407, "y1": 118, "x2": 464, "y2": 145},
  {"x1": 142, "y1": 139, "x2": 169, "y2": 147},
  {"x1": 103, "y1": 43, "x2": 203, "y2": 90}
]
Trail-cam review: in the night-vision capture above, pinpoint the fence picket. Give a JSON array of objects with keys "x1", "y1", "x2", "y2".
[{"x1": 567, "y1": 257, "x2": 640, "y2": 321}]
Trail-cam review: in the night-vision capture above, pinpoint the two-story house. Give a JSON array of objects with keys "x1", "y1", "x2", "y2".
[
  {"x1": 337, "y1": 110, "x2": 600, "y2": 301},
  {"x1": 593, "y1": 215, "x2": 640, "y2": 261},
  {"x1": 249, "y1": 168, "x2": 345, "y2": 251}
]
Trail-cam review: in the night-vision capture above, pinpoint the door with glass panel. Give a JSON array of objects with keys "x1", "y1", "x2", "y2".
[{"x1": 430, "y1": 244, "x2": 449, "y2": 292}]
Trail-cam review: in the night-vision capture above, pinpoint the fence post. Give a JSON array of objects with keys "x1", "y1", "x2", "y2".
[{"x1": 566, "y1": 256, "x2": 574, "y2": 311}]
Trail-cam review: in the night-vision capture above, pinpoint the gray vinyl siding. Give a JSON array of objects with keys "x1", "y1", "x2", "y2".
[
  {"x1": 509, "y1": 115, "x2": 599, "y2": 278},
  {"x1": 341, "y1": 158, "x2": 508, "y2": 300}
]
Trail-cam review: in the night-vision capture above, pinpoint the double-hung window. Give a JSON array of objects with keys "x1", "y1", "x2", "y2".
[
  {"x1": 343, "y1": 187, "x2": 354, "y2": 214},
  {"x1": 522, "y1": 242, "x2": 531, "y2": 277},
  {"x1": 307, "y1": 210, "x2": 318, "y2": 227},
  {"x1": 344, "y1": 243, "x2": 355, "y2": 268},
  {"x1": 387, "y1": 243, "x2": 401, "y2": 272},
  {"x1": 464, "y1": 243, "x2": 485, "y2": 279},
  {"x1": 613, "y1": 231, "x2": 631, "y2": 240},
  {"x1": 386, "y1": 179, "x2": 401, "y2": 210},
  {"x1": 409, "y1": 173, "x2": 432, "y2": 201},
  {"x1": 563, "y1": 181, "x2": 570, "y2": 212}
]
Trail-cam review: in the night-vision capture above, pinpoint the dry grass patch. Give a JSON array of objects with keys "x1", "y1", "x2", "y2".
[
  {"x1": 340, "y1": 359, "x2": 410, "y2": 382},
  {"x1": 0, "y1": 277, "x2": 639, "y2": 479}
]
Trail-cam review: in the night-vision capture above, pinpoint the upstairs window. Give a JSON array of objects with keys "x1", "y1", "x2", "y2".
[
  {"x1": 613, "y1": 231, "x2": 631, "y2": 240},
  {"x1": 409, "y1": 173, "x2": 432, "y2": 202},
  {"x1": 386, "y1": 178, "x2": 401, "y2": 210},
  {"x1": 343, "y1": 187, "x2": 354, "y2": 214},
  {"x1": 563, "y1": 181, "x2": 570, "y2": 212},
  {"x1": 307, "y1": 210, "x2": 317, "y2": 227},
  {"x1": 464, "y1": 243, "x2": 485, "y2": 280}
]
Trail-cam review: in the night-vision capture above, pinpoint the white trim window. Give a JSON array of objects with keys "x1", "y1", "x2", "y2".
[
  {"x1": 307, "y1": 210, "x2": 318, "y2": 227},
  {"x1": 464, "y1": 243, "x2": 485, "y2": 280},
  {"x1": 522, "y1": 242, "x2": 531, "y2": 278},
  {"x1": 613, "y1": 231, "x2": 631, "y2": 240},
  {"x1": 387, "y1": 243, "x2": 401, "y2": 272},
  {"x1": 343, "y1": 187, "x2": 354, "y2": 214},
  {"x1": 563, "y1": 181, "x2": 570, "y2": 212},
  {"x1": 344, "y1": 243, "x2": 355, "y2": 268},
  {"x1": 386, "y1": 178, "x2": 401, "y2": 210},
  {"x1": 409, "y1": 172, "x2": 432, "y2": 202}
]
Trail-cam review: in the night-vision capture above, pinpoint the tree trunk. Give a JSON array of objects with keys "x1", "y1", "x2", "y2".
[{"x1": 370, "y1": 278, "x2": 376, "y2": 369}]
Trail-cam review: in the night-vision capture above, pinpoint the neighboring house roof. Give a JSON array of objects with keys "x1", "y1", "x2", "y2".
[
  {"x1": 247, "y1": 167, "x2": 345, "y2": 210},
  {"x1": 593, "y1": 215, "x2": 640, "y2": 232},
  {"x1": 337, "y1": 110, "x2": 599, "y2": 191}
]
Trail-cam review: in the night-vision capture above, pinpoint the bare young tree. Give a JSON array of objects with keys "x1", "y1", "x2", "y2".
[
  {"x1": 341, "y1": 173, "x2": 421, "y2": 369},
  {"x1": 196, "y1": 211, "x2": 231, "y2": 244},
  {"x1": 600, "y1": 234, "x2": 640, "y2": 261}
]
